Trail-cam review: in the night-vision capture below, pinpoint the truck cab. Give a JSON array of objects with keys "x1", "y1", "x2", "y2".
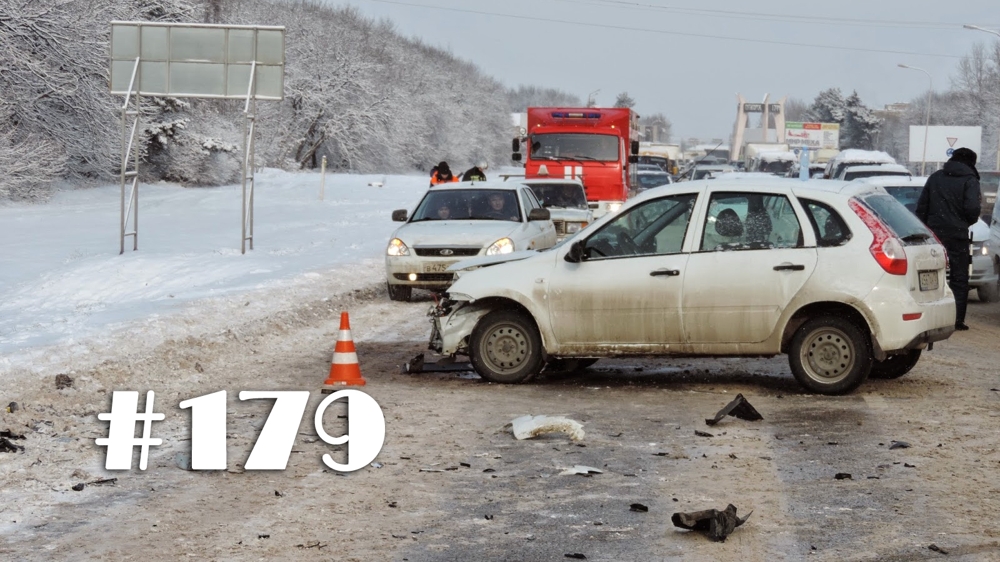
[{"x1": 513, "y1": 108, "x2": 641, "y2": 218}]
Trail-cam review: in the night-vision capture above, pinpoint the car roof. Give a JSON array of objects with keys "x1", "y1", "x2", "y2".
[
  {"x1": 842, "y1": 164, "x2": 910, "y2": 173},
  {"x1": 633, "y1": 178, "x2": 862, "y2": 202},
  {"x1": 432, "y1": 181, "x2": 523, "y2": 191},
  {"x1": 859, "y1": 176, "x2": 928, "y2": 188},
  {"x1": 519, "y1": 178, "x2": 584, "y2": 186}
]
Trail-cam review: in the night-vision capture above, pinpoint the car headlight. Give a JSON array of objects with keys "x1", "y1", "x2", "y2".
[
  {"x1": 486, "y1": 237, "x2": 514, "y2": 255},
  {"x1": 565, "y1": 222, "x2": 587, "y2": 234},
  {"x1": 387, "y1": 238, "x2": 409, "y2": 256},
  {"x1": 607, "y1": 202, "x2": 622, "y2": 213}
]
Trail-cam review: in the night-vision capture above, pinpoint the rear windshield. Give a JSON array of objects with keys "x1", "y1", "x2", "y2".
[{"x1": 856, "y1": 193, "x2": 934, "y2": 243}]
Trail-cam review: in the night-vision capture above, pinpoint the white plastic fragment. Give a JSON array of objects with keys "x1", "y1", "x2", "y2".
[
  {"x1": 559, "y1": 465, "x2": 603, "y2": 476},
  {"x1": 510, "y1": 415, "x2": 585, "y2": 441}
]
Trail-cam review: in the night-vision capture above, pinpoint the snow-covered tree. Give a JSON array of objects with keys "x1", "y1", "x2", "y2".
[
  {"x1": 842, "y1": 91, "x2": 881, "y2": 150},
  {"x1": 807, "y1": 88, "x2": 846, "y2": 124},
  {"x1": 614, "y1": 91, "x2": 636, "y2": 108},
  {"x1": 507, "y1": 86, "x2": 583, "y2": 111}
]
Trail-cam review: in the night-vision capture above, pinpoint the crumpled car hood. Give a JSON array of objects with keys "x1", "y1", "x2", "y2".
[{"x1": 447, "y1": 250, "x2": 540, "y2": 271}]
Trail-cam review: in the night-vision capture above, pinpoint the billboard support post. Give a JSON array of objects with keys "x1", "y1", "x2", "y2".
[{"x1": 119, "y1": 57, "x2": 141, "y2": 255}]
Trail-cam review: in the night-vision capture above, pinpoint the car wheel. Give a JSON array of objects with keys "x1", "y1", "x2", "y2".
[
  {"x1": 788, "y1": 316, "x2": 872, "y2": 395},
  {"x1": 869, "y1": 349, "x2": 921, "y2": 380},
  {"x1": 470, "y1": 310, "x2": 544, "y2": 384},
  {"x1": 978, "y1": 278, "x2": 1000, "y2": 303},
  {"x1": 387, "y1": 282, "x2": 411, "y2": 302}
]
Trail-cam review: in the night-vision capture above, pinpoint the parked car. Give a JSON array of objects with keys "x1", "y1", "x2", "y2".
[
  {"x1": 837, "y1": 164, "x2": 911, "y2": 182},
  {"x1": 862, "y1": 176, "x2": 999, "y2": 303},
  {"x1": 636, "y1": 165, "x2": 673, "y2": 191},
  {"x1": 385, "y1": 183, "x2": 557, "y2": 301},
  {"x1": 981, "y1": 171, "x2": 999, "y2": 221},
  {"x1": 989, "y1": 192, "x2": 1000, "y2": 302},
  {"x1": 824, "y1": 149, "x2": 897, "y2": 179},
  {"x1": 522, "y1": 179, "x2": 593, "y2": 242},
  {"x1": 686, "y1": 164, "x2": 736, "y2": 181},
  {"x1": 429, "y1": 178, "x2": 955, "y2": 395}
]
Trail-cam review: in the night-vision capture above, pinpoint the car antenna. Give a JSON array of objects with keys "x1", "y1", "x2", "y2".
[{"x1": 692, "y1": 141, "x2": 725, "y2": 169}]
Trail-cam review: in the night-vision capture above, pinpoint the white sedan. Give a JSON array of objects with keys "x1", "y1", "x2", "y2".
[
  {"x1": 429, "y1": 178, "x2": 956, "y2": 395},
  {"x1": 385, "y1": 182, "x2": 557, "y2": 301}
]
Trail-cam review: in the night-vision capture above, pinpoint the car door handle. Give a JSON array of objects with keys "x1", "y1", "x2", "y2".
[
  {"x1": 650, "y1": 268, "x2": 680, "y2": 277},
  {"x1": 773, "y1": 264, "x2": 805, "y2": 271}
]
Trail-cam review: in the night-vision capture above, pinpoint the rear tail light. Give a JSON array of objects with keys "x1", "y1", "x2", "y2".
[{"x1": 848, "y1": 199, "x2": 907, "y2": 275}]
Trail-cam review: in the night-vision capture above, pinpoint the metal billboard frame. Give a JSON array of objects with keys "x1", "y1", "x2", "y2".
[{"x1": 110, "y1": 21, "x2": 285, "y2": 254}]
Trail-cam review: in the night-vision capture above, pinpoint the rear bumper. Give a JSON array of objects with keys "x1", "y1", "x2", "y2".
[{"x1": 901, "y1": 325, "x2": 955, "y2": 351}]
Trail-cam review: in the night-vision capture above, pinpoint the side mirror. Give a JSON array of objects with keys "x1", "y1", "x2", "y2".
[
  {"x1": 528, "y1": 208, "x2": 550, "y2": 221},
  {"x1": 564, "y1": 239, "x2": 586, "y2": 263},
  {"x1": 512, "y1": 138, "x2": 521, "y2": 152},
  {"x1": 631, "y1": 140, "x2": 640, "y2": 155},
  {"x1": 391, "y1": 209, "x2": 408, "y2": 222},
  {"x1": 512, "y1": 153, "x2": 522, "y2": 162},
  {"x1": 628, "y1": 155, "x2": 639, "y2": 163}
]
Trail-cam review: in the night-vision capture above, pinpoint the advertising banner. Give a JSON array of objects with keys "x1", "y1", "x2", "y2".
[{"x1": 785, "y1": 122, "x2": 840, "y2": 150}]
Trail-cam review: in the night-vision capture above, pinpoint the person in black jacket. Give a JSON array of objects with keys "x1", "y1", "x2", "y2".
[
  {"x1": 915, "y1": 147, "x2": 983, "y2": 330},
  {"x1": 461, "y1": 162, "x2": 488, "y2": 182}
]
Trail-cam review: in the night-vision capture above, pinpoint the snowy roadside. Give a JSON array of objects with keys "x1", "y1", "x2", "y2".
[{"x1": 0, "y1": 169, "x2": 430, "y2": 380}]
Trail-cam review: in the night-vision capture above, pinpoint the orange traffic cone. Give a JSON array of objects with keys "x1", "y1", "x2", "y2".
[{"x1": 321, "y1": 312, "x2": 366, "y2": 392}]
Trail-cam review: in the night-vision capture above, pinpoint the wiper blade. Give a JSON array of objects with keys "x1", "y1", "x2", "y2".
[{"x1": 901, "y1": 233, "x2": 931, "y2": 243}]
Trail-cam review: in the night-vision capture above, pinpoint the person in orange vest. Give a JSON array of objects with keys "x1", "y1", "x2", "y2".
[{"x1": 430, "y1": 161, "x2": 459, "y2": 187}]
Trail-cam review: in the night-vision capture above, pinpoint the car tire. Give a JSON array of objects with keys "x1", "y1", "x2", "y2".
[
  {"x1": 387, "y1": 282, "x2": 411, "y2": 302},
  {"x1": 788, "y1": 316, "x2": 872, "y2": 395},
  {"x1": 869, "y1": 349, "x2": 921, "y2": 380},
  {"x1": 978, "y1": 279, "x2": 1000, "y2": 303},
  {"x1": 470, "y1": 310, "x2": 544, "y2": 384}
]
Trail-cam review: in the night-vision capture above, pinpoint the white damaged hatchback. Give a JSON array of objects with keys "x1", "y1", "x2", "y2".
[{"x1": 428, "y1": 178, "x2": 957, "y2": 395}]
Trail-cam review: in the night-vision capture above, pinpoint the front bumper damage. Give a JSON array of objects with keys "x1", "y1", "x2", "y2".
[{"x1": 427, "y1": 298, "x2": 489, "y2": 356}]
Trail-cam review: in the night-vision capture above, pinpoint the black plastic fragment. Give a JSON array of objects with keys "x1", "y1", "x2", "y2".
[{"x1": 705, "y1": 394, "x2": 764, "y2": 426}]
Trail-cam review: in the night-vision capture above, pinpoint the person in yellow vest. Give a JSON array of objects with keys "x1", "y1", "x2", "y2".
[{"x1": 430, "y1": 161, "x2": 459, "y2": 187}]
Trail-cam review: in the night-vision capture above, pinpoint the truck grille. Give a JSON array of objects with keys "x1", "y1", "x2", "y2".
[
  {"x1": 414, "y1": 247, "x2": 481, "y2": 257},
  {"x1": 553, "y1": 220, "x2": 567, "y2": 236}
]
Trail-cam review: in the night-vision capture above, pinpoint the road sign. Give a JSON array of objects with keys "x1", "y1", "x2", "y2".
[{"x1": 909, "y1": 126, "x2": 982, "y2": 163}]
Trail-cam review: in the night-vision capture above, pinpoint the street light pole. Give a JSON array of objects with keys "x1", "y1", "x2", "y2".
[
  {"x1": 963, "y1": 24, "x2": 1000, "y2": 171},
  {"x1": 899, "y1": 64, "x2": 933, "y2": 176}
]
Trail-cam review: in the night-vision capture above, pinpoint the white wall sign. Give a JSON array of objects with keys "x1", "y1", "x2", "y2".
[{"x1": 908, "y1": 126, "x2": 982, "y2": 163}]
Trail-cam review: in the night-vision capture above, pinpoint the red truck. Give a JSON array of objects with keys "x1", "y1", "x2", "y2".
[{"x1": 513, "y1": 108, "x2": 641, "y2": 217}]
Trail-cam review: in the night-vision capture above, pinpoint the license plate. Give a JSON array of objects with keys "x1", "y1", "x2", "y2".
[
  {"x1": 918, "y1": 270, "x2": 939, "y2": 291},
  {"x1": 423, "y1": 261, "x2": 456, "y2": 273}
]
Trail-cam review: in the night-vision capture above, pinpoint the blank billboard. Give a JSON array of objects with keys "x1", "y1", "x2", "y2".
[{"x1": 110, "y1": 22, "x2": 284, "y2": 100}]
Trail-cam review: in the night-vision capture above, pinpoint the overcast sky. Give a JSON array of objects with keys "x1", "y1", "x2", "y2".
[{"x1": 338, "y1": 0, "x2": 999, "y2": 141}]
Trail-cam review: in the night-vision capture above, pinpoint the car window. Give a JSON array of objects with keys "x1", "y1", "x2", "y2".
[
  {"x1": 882, "y1": 185, "x2": 923, "y2": 213},
  {"x1": 583, "y1": 194, "x2": 697, "y2": 259},
  {"x1": 412, "y1": 189, "x2": 521, "y2": 222},
  {"x1": 856, "y1": 192, "x2": 934, "y2": 243},
  {"x1": 799, "y1": 198, "x2": 851, "y2": 247},
  {"x1": 520, "y1": 188, "x2": 539, "y2": 216},
  {"x1": 700, "y1": 192, "x2": 802, "y2": 251}
]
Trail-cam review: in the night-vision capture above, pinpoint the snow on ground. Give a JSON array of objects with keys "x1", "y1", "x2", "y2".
[{"x1": 0, "y1": 169, "x2": 432, "y2": 373}]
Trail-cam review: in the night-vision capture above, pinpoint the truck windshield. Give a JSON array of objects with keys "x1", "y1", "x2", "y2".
[{"x1": 529, "y1": 134, "x2": 619, "y2": 162}]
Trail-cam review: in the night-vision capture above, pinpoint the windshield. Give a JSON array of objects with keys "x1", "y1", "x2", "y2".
[
  {"x1": 761, "y1": 160, "x2": 793, "y2": 175},
  {"x1": 638, "y1": 156, "x2": 670, "y2": 171},
  {"x1": 527, "y1": 183, "x2": 588, "y2": 209},
  {"x1": 411, "y1": 189, "x2": 522, "y2": 222},
  {"x1": 529, "y1": 133, "x2": 620, "y2": 162},
  {"x1": 637, "y1": 173, "x2": 671, "y2": 189},
  {"x1": 882, "y1": 185, "x2": 923, "y2": 213}
]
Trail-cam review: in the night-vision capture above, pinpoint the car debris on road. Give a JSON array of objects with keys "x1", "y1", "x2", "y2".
[
  {"x1": 671, "y1": 504, "x2": 752, "y2": 542},
  {"x1": 510, "y1": 415, "x2": 585, "y2": 441},
  {"x1": 705, "y1": 393, "x2": 764, "y2": 426}
]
